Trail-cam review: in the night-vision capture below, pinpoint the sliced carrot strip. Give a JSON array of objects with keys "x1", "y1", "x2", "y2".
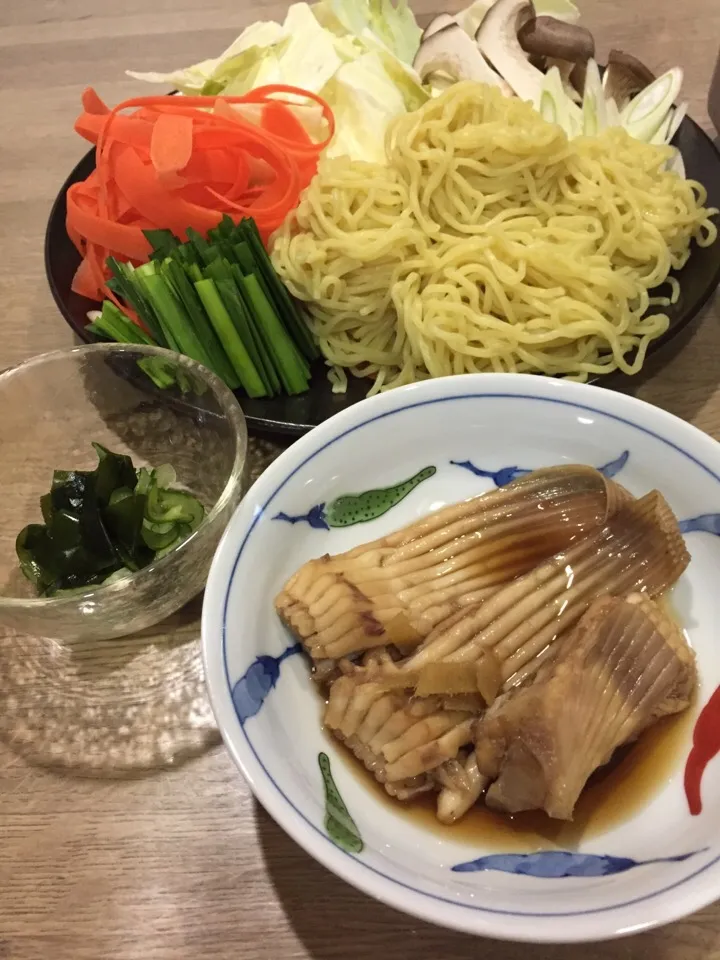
[
  {"x1": 99, "y1": 89, "x2": 333, "y2": 151},
  {"x1": 68, "y1": 85, "x2": 334, "y2": 307},
  {"x1": 67, "y1": 220, "x2": 83, "y2": 253},
  {"x1": 150, "y1": 112, "x2": 194, "y2": 177},
  {"x1": 75, "y1": 112, "x2": 154, "y2": 149},
  {"x1": 241, "y1": 156, "x2": 274, "y2": 190},
  {"x1": 179, "y1": 184, "x2": 226, "y2": 207},
  {"x1": 81, "y1": 87, "x2": 109, "y2": 116},
  {"x1": 181, "y1": 148, "x2": 241, "y2": 185},
  {"x1": 209, "y1": 99, "x2": 328, "y2": 160},
  {"x1": 260, "y1": 100, "x2": 314, "y2": 148},
  {"x1": 87, "y1": 245, "x2": 111, "y2": 302},
  {"x1": 67, "y1": 183, "x2": 151, "y2": 261},
  {"x1": 71, "y1": 257, "x2": 99, "y2": 298},
  {"x1": 74, "y1": 113, "x2": 103, "y2": 145},
  {"x1": 113, "y1": 146, "x2": 224, "y2": 236},
  {"x1": 235, "y1": 84, "x2": 336, "y2": 148}
]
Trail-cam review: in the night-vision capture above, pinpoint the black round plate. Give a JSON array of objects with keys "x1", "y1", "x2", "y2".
[{"x1": 45, "y1": 118, "x2": 720, "y2": 437}]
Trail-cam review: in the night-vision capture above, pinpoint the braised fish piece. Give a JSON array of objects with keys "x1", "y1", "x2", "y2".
[
  {"x1": 324, "y1": 675, "x2": 475, "y2": 793},
  {"x1": 474, "y1": 595, "x2": 697, "y2": 820},
  {"x1": 277, "y1": 466, "x2": 629, "y2": 663},
  {"x1": 435, "y1": 751, "x2": 489, "y2": 825},
  {"x1": 404, "y1": 491, "x2": 689, "y2": 686},
  {"x1": 325, "y1": 667, "x2": 488, "y2": 817},
  {"x1": 343, "y1": 650, "x2": 502, "y2": 704}
]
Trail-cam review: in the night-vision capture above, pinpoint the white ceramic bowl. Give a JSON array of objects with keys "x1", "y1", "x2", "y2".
[{"x1": 202, "y1": 373, "x2": 720, "y2": 943}]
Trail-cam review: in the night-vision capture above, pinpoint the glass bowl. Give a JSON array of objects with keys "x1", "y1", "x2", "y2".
[{"x1": 0, "y1": 343, "x2": 247, "y2": 641}]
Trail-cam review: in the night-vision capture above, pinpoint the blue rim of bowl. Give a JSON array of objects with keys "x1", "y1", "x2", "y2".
[{"x1": 219, "y1": 389, "x2": 720, "y2": 921}]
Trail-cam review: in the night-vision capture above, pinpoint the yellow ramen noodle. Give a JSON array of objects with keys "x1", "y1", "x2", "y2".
[{"x1": 271, "y1": 81, "x2": 717, "y2": 392}]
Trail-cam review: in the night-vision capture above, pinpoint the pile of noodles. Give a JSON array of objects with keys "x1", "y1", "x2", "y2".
[{"x1": 270, "y1": 81, "x2": 718, "y2": 392}]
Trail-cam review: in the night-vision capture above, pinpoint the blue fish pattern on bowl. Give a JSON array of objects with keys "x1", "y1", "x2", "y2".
[
  {"x1": 231, "y1": 643, "x2": 303, "y2": 725},
  {"x1": 451, "y1": 849, "x2": 705, "y2": 878},
  {"x1": 273, "y1": 466, "x2": 436, "y2": 530},
  {"x1": 450, "y1": 450, "x2": 630, "y2": 487},
  {"x1": 275, "y1": 503, "x2": 330, "y2": 531},
  {"x1": 679, "y1": 514, "x2": 720, "y2": 537}
]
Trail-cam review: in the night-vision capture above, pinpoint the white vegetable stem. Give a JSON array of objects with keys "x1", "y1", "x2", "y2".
[
  {"x1": 582, "y1": 59, "x2": 607, "y2": 135},
  {"x1": 649, "y1": 108, "x2": 675, "y2": 145},
  {"x1": 620, "y1": 67, "x2": 684, "y2": 142},
  {"x1": 414, "y1": 24, "x2": 512, "y2": 92},
  {"x1": 535, "y1": 65, "x2": 581, "y2": 136},
  {"x1": 475, "y1": 0, "x2": 545, "y2": 103},
  {"x1": 665, "y1": 101, "x2": 688, "y2": 144},
  {"x1": 604, "y1": 96, "x2": 622, "y2": 128}
]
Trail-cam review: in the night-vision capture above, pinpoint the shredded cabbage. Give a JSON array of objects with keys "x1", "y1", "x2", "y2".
[{"x1": 314, "y1": 0, "x2": 422, "y2": 64}]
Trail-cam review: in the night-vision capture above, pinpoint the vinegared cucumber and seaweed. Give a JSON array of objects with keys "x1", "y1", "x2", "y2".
[{"x1": 16, "y1": 443, "x2": 204, "y2": 596}]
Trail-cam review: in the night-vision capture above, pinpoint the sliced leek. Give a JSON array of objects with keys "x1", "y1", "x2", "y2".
[
  {"x1": 665, "y1": 101, "x2": 688, "y2": 144},
  {"x1": 582, "y1": 59, "x2": 608, "y2": 136},
  {"x1": 536, "y1": 65, "x2": 581, "y2": 138},
  {"x1": 620, "y1": 67, "x2": 684, "y2": 143}
]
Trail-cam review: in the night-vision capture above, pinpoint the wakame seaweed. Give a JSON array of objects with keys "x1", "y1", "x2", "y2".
[{"x1": 16, "y1": 444, "x2": 205, "y2": 596}]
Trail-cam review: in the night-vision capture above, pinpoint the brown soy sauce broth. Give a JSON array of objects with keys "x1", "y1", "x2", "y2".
[
  {"x1": 331, "y1": 593, "x2": 695, "y2": 853},
  {"x1": 335, "y1": 708, "x2": 693, "y2": 853}
]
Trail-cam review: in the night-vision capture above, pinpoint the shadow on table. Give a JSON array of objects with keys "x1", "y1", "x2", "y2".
[
  {"x1": 0, "y1": 590, "x2": 219, "y2": 779},
  {"x1": 255, "y1": 800, "x2": 690, "y2": 960}
]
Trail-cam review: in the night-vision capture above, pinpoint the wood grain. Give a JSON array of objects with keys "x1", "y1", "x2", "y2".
[{"x1": 1, "y1": 2, "x2": 719, "y2": 958}]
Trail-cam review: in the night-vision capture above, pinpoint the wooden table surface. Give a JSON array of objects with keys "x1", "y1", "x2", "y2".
[{"x1": 2, "y1": 1, "x2": 720, "y2": 957}]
